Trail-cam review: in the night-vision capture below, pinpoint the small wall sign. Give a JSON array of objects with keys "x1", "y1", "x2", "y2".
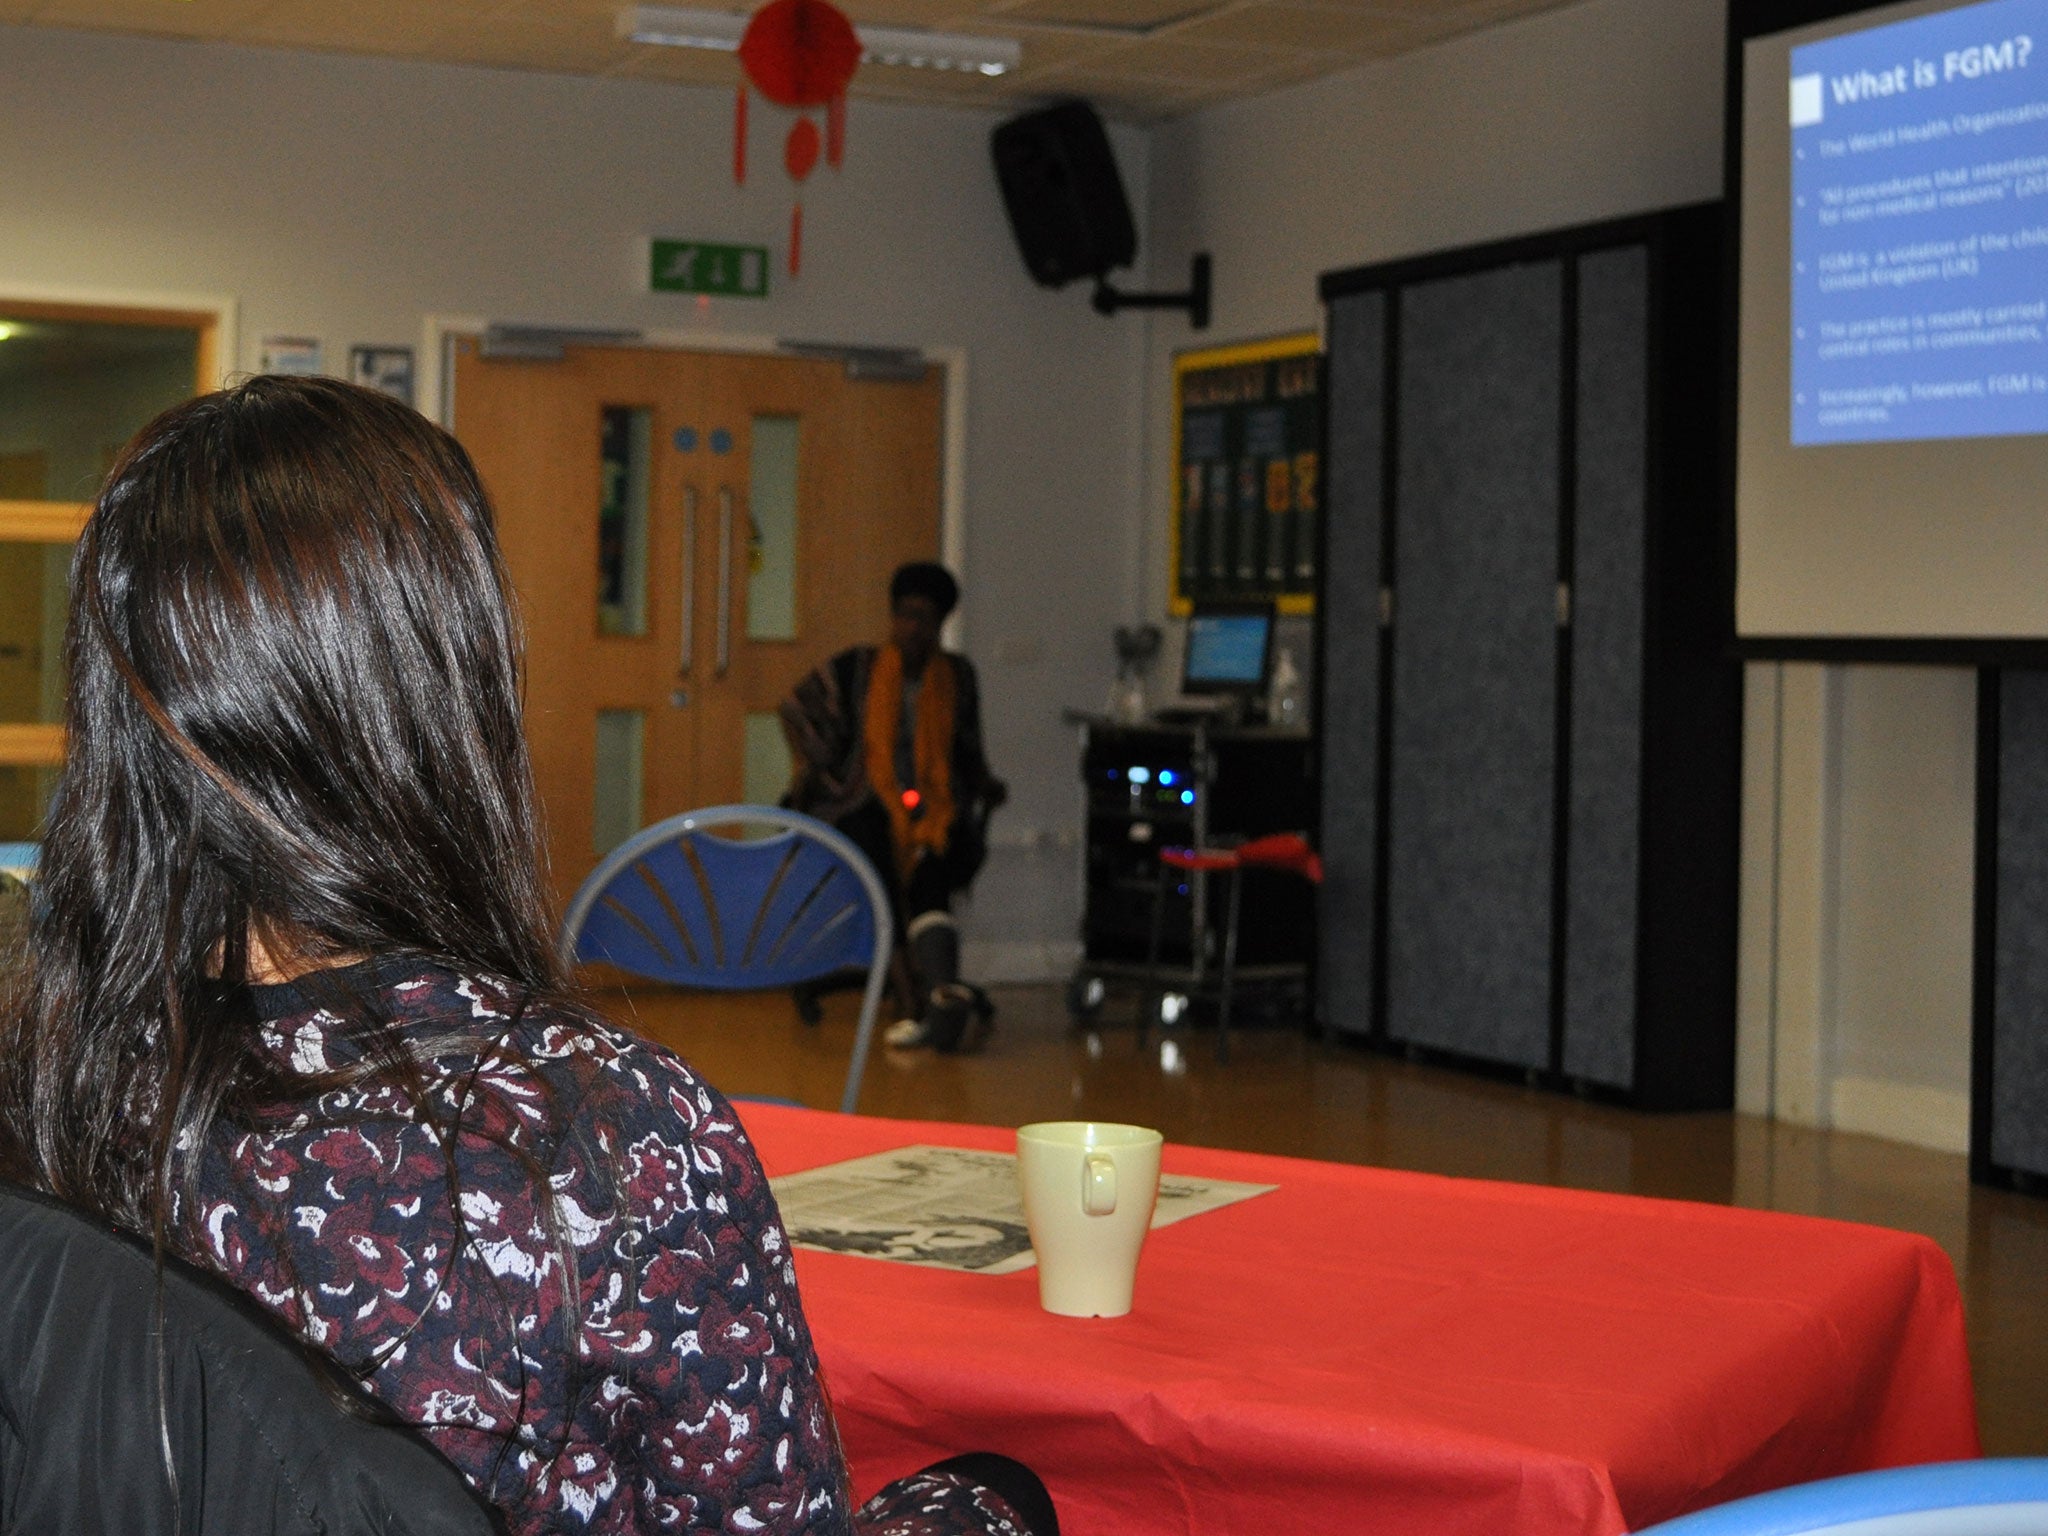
[
  {"x1": 260, "y1": 335, "x2": 324, "y2": 376},
  {"x1": 349, "y1": 345, "x2": 415, "y2": 405},
  {"x1": 650, "y1": 240, "x2": 770, "y2": 299}
]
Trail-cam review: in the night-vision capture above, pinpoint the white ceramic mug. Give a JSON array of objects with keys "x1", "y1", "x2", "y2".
[{"x1": 1015, "y1": 1120, "x2": 1164, "y2": 1317}]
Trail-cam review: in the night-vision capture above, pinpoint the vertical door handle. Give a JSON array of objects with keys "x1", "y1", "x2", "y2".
[
  {"x1": 679, "y1": 485, "x2": 697, "y2": 674},
  {"x1": 716, "y1": 485, "x2": 734, "y2": 676}
]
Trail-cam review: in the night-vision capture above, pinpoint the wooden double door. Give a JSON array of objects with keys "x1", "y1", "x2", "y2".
[{"x1": 453, "y1": 340, "x2": 943, "y2": 906}]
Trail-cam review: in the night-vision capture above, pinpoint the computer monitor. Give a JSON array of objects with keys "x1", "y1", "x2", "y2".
[{"x1": 1181, "y1": 602, "x2": 1274, "y2": 698}]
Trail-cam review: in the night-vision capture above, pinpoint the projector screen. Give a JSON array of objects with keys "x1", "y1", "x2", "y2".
[{"x1": 1737, "y1": 0, "x2": 2048, "y2": 649}]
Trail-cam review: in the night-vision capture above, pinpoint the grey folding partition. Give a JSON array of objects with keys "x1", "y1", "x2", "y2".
[
  {"x1": 1975, "y1": 670, "x2": 2048, "y2": 1187},
  {"x1": 1385, "y1": 264, "x2": 1561, "y2": 1070},
  {"x1": 1315, "y1": 204, "x2": 1739, "y2": 1110},
  {"x1": 1319, "y1": 293, "x2": 1385, "y2": 1039},
  {"x1": 1563, "y1": 248, "x2": 1649, "y2": 1089}
]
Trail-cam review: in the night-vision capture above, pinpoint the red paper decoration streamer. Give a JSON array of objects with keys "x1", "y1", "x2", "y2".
[{"x1": 784, "y1": 117, "x2": 820, "y2": 181}]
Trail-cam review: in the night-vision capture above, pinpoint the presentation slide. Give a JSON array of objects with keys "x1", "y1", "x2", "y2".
[
  {"x1": 1792, "y1": 0, "x2": 2048, "y2": 444},
  {"x1": 1737, "y1": 0, "x2": 2048, "y2": 645}
]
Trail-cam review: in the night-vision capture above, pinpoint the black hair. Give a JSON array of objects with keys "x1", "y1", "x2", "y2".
[{"x1": 889, "y1": 560, "x2": 959, "y2": 620}]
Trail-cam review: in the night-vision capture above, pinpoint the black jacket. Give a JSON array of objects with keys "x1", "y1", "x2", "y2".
[
  {"x1": 0, "y1": 1182, "x2": 498, "y2": 1535},
  {"x1": 780, "y1": 645, "x2": 998, "y2": 878}
]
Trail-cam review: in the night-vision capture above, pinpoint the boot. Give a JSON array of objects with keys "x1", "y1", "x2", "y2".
[{"x1": 907, "y1": 910, "x2": 960, "y2": 995}]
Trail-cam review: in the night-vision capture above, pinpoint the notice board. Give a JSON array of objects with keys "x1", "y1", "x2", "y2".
[{"x1": 1172, "y1": 333, "x2": 1321, "y2": 615}]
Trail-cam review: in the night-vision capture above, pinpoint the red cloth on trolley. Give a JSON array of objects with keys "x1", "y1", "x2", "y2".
[
  {"x1": 1158, "y1": 845, "x2": 1240, "y2": 872},
  {"x1": 1159, "y1": 832, "x2": 1323, "y2": 881},
  {"x1": 742, "y1": 1104, "x2": 1978, "y2": 1536}
]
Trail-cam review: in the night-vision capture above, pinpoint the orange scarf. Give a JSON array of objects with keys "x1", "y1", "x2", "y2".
[{"x1": 864, "y1": 644, "x2": 957, "y2": 881}]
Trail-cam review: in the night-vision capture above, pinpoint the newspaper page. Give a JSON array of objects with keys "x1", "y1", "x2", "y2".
[{"x1": 769, "y1": 1145, "x2": 1275, "y2": 1274}]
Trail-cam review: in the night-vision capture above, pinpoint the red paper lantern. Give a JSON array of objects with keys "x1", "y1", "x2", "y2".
[{"x1": 732, "y1": 0, "x2": 860, "y2": 276}]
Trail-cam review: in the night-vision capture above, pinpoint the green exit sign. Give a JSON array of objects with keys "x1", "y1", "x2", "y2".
[{"x1": 650, "y1": 239, "x2": 769, "y2": 299}]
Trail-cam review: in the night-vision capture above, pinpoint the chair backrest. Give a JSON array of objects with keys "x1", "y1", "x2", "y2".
[
  {"x1": 557, "y1": 805, "x2": 892, "y2": 1114},
  {"x1": 1628, "y1": 1459, "x2": 2048, "y2": 1535},
  {"x1": 0, "y1": 1182, "x2": 498, "y2": 1536}
]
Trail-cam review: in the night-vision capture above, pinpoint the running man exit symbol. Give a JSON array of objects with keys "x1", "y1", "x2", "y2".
[{"x1": 650, "y1": 239, "x2": 770, "y2": 298}]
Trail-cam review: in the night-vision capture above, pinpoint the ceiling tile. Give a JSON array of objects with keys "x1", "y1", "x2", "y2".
[
  {"x1": 1168, "y1": 2, "x2": 1411, "y2": 52},
  {"x1": 997, "y1": 0, "x2": 1224, "y2": 31},
  {"x1": 24, "y1": 0, "x2": 280, "y2": 38},
  {"x1": 848, "y1": 64, "x2": 1019, "y2": 104},
  {"x1": 429, "y1": 15, "x2": 638, "y2": 72},
  {"x1": 1081, "y1": 34, "x2": 1300, "y2": 83},
  {"x1": 1385, "y1": 0, "x2": 1568, "y2": 48},
  {"x1": 243, "y1": 0, "x2": 484, "y2": 51},
  {"x1": 1453, "y1": 0, "x2": 1579, "y2": 24},
  {"x1": 945, "y1": 17, "x2": 1100, "y2": 71},
  {"x1": 1353, "y1": 0, "x2": 1568, "y2": 24},
  {"x1": 1020, "y1": 62, "x2": 1214, "y2": 119},
  {"x1": 609, "y1": 40, "x2": 747, "y2": 84},
  {"x1": 838, "y1": 0, "x2": 1005, "y2": 24}
]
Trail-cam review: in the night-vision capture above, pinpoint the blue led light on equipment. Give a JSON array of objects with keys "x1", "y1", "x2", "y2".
[
  {"x1": 1128, "y1": 766, "x2": 1151, "y2": 785},
  {"x1": 1159, "y1": 769, "x2": 1176, "y2": 786},
  {"x1": 1180, "y1": 789, "x2": 1196, "y2": 805}
]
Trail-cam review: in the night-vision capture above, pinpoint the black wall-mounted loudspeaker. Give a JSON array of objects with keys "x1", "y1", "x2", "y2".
[{"x1": 991, "y1": 100, "x2": 1137, "y2": 289}]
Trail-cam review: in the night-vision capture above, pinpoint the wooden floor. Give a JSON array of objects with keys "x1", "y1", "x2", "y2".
[{"x1": 602, "y1": 978, "x2": 2048, "y2": 1460}]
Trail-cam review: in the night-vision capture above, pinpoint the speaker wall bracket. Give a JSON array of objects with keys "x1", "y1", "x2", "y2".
[{"x1": 1091, "y1": 253, "x2": 1211, "y2": 329}]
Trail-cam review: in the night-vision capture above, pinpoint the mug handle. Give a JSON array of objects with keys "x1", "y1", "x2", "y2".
[{"x1": 1082, "y1": 1153, "x2": 1118, "y2": 1216}]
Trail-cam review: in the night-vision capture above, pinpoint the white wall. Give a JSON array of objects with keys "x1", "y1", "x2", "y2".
[
  {"x1": 0, "y1": 23, "x2": 1151, "y2": 972},
  {"x1": 1144, "y1": 0, "x2": 1977, "y2": 1151},
  {"x1": 1142, "y1": 0, "x2": 1725, "y2": 361}
]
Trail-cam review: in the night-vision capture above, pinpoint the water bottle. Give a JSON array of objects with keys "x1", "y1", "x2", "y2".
[{"x1": 1269, "y1": 647, "x2": 1304, "y2": 728}]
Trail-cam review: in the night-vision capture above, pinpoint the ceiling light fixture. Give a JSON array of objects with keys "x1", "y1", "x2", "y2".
[{"x1": 619, "y1": 5, "x2": 1021, "y2": 76}]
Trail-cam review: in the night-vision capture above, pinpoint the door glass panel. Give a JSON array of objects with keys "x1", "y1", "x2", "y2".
[
  {"x1": 741, "y1": 711, "x2": 793, "y2": 807},
  {"x1": 0, "y1": 765, "x2": 57, "y2": 843},
  {"x1": 597, "y1": 406, "x2": 651, "y2": 637},
  {"x1": 593, "y1": 709, "x2": 645, "y2": 857},
  {"x1": 0, "y1": 541, "x2": 71, "y2": 725},
  {"x1": 746, "y1": 415, "x2": 799, "y2": 641},
  {"x1": 0, "y1": 316, "x2": 199, "y2": 500}
]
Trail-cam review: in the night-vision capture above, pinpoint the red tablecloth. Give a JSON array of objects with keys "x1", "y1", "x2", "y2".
[{"x1": 741, "y1": 1104, "x2": 1978, "y2": 1536}]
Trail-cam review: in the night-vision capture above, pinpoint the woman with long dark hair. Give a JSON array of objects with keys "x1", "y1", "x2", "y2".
[{"x1": 0, "y1": 376, "x2": 1053, "y2": 1536}]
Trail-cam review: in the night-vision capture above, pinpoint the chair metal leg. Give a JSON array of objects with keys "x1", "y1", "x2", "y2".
[
  {"x1": 1217, "y1": 865, "x2": 1243, "y2": 1062},
  {"x1": 1142, "y1": 860, "x2": 1172, "y2": 1052}
]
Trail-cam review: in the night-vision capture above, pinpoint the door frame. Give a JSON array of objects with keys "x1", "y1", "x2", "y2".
[
  {"x1": 0, "y1": 281, "x2": 238, "y2": 387},
  {"x1": 419, "y1": 314, "x2": 971, "y2": 646},
  {"x1": 0, "y1": 281, "x2": 238, "y2": 777}
]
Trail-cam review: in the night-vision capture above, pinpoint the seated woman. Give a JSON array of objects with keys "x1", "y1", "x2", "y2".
[
  {"x1": 779, "y1": 563, "x2": 1007, "y2": 1051},
  {"x1": 0, "y1": 377, "x2": 1055, "y2": 1536}
]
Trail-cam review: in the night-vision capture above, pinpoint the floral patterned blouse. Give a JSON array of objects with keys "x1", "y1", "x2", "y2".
[{"x1": 174, "y1": 960, "x2": 1027, "y2": 1536}]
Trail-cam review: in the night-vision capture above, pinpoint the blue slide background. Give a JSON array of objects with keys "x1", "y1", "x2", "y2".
[{"x1": 1792, "y1": 0, "x2": 2048, "y2": 443}]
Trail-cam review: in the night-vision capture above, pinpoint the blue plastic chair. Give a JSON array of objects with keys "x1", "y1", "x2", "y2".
[
  {"x1": 1630, "y1": 1460, "x2": 2048, "y2": 1535},
  {"x1": 556, "y1": 806, "x2": 892, "y2": 1115}
]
